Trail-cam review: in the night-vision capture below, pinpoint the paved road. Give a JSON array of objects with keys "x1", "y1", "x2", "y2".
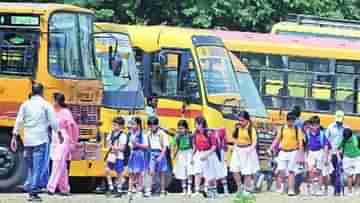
[{"x1": 0, "y1": 192, "x2": 358, "y2": 203}]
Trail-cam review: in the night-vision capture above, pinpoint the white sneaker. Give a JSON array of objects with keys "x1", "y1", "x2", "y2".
[
  {"x1": 144, "y1": 191, "x2": 151, "y2": 198},
  {"x1": 192, "y1": 192, "x2": 201, "y2": 197},
  {"x1": 136, "y1": 192, "x2": 143, "y2": 198},
  {"x1": 315, "y1": 187, "x2": 324, "y2": 196},
  {"x1": 303, "y1": 184, "x2": 311, "y2": 196},
  {"x1": 288, "y1": 190, "x2": 296, "y2": 196},
  {"x1": 160, "y1": 191, "x2": 166, "y2": 198},
  {"x1": 354, "y1": 188, "x2": 360, "y2": 196}
]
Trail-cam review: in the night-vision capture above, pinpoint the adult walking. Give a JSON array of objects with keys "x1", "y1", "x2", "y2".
[
  {"x1": 47, "y1": 92, "x2": 79, "y2": 195},
  {"x1": 11, "y1": 82, "x2": 59, "y2": 202}
]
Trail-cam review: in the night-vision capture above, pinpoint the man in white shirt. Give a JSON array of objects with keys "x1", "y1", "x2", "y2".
[
  {"x1": 144, "y1": 116, "x2": 169, "y2": 197},
  {"x1": 11, "y1": 83, "x2": 59, "y2": 202}
]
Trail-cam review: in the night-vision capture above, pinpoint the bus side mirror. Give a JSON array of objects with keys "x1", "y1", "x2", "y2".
[{"x1": 109, "y1": 46, "x2": 122, "y2": 77}]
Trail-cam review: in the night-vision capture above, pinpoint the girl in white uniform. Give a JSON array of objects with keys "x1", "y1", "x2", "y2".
[
  {"x1": 230, "y1": 111, "x2": 260, "y2": 193},
  {"x1": 192, "y1": 116, "x2": 221, "y2": 199}
]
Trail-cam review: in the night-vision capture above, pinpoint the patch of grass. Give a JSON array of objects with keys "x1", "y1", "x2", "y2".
[{"x1": 233, "y1": 192, "x2": 256, "y2": 203}]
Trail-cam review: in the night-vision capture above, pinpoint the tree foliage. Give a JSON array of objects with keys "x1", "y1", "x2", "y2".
[{"x1": 14, "y1": 0, "x2": 360, "y2": 32}]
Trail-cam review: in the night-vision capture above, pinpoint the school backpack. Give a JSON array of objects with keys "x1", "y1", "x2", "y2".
[
  {"x1": 304, "y1": 130, "x2": 326, "y2": 149},
  {"x1": 123, "y1": 132, "x2": 131, "y2": 166},
  {"x1": 205, "y1": 129, "x2": 222, "y2": 161},
  {"x1": 279, "y1": 126, "x2": 301, "y2": 148}
]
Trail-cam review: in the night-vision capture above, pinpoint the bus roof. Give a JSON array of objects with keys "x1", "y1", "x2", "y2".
[
  {"x1": 95, "y1": 23, "x2": 129, "y2": 34},
  {"x1": 215, "y1": 30, "x2": 360, "y2": 60},
  {"x1": 0, "y1": 3, "x2": 93, "y2": 15},
  {"x1": 122, "y1": 25, "x2": 219, "y2": 52},
  {"x1": 272, "y1": 22, "x2": 360, "y2": 40}
]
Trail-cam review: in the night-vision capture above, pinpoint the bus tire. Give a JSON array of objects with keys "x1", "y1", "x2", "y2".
[
  {"x1": 70, "y1": 177, "x2": 98, "y2": 193},
  {"x1": 0, "y1": 146, "x2": 27, "y2": 192}
]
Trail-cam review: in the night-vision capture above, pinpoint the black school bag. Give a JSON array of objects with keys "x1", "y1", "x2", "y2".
[{"x1": 123, "y1": 132, "x2": 131, "y2": 166}]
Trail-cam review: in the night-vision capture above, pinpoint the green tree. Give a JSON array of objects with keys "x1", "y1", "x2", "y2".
[{"x1": 10, "y1": 0, "x2": 360, "y2": 32}]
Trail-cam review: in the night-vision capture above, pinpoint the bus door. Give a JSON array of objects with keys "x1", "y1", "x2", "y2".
[{"x1": 143, "y1": 50, "x2": 203, "y2": 130}]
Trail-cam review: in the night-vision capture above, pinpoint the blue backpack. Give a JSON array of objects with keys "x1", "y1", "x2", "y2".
[{"x1": 305, "y1": 130, "x2": 326, "y2": 149}]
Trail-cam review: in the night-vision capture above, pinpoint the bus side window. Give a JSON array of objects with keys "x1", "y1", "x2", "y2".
[
  {"x1": 238, "y1": 52, "x2": 266, "y2": 91},
  {"x1": 335, "y1": 60, "x2": 358, "y2": 114},
  {"x1": 151, "y1": 52, "x2": 179, "y2": 97}
]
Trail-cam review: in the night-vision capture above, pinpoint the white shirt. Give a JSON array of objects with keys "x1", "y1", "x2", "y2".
[
  {"x1": 106, "y1": 131, "x2": 127, "y2": 159},
  {"x1": 129, "y1": 130, "x2": 149, "y2": 149},
  {"x1": 147, "y1": 130, "x2": 169, "y2": 150},
  {"x1": 13, "y1": 96, "x2": 59, "y2": 147},
  {"x1": 326, "y1": 122, "x2": 348, "y2": 154}
]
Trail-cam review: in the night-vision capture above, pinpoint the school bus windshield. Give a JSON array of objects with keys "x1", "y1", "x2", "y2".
[
  {"x1": 48, "y1": 13, "x2": 97, "y2": 79},
  {"x1": 197, "y1": 46, "x2": 240, "y2": 95},
  {"x1": 196, "y1": 45, "x2": 267, "y2": 118},
  {"x1": 95, "y1": 33, "x2": 144, "y2": 109}
]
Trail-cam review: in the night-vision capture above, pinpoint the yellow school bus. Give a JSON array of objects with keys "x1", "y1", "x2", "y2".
[
  {"x1": 125, "y1": 25, "x2": 268, "y2": 139},
  {"x1": 92, "y1": 23, "x2": 147, "y2": 181},
  {"x1": 124, "y1": 25, "x2": 273, "y2": 174},
  {"x1": 94, "y1": 25, "x2": 272, "y2": 189},
  {"x1": 0, "y1": 3, "x2": 105, "y2": 191},
  {"x1": 94, "y1": 23, "x2": 146, "y2": 135},
  {"x1": 216, "y1": 30, "x2": 360, "y2": 130},
  {"x1": 272, "y1": 14, "x2": 360, "y2": 41}
]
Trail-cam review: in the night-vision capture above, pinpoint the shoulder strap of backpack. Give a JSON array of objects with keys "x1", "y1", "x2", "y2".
[
  {"x1": 248, "y1": 124, "x2": 253, "y2": 144},
  {"x1": 280, "y1": 126, "x2": 284, "y2": 143},
  {"x1": 206, "y1": 130, "x2": 215, "y2": 149},
  {"x1": 147, "y1": 131, "x2": 151, "y2": 149},
  {"x1": 159, "y1": 130, "x2": 165, "y2": 149},
  {"x1": 320, "y1": 130, "x2": 325, "y2": 148},
  {"x1": 111, "y1": 131, "x2": 121, "y2": 145},
  {"x1": 126, "y1": 132, "x2": 130, "y2": 145}
]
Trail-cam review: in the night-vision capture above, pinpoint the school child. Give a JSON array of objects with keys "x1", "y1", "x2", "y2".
[
  {"x1": 214, "y1": 128, "x2": 229, "y2": 195},
  {"x1": 173, "y1": 120, "x2": 194, "y2": 195},
  {"x1": 304, "y1": 116, "x2": 332, "y2": 196},
  {"x1": 326, "y1": 111, "x2": 348, "y2": 190},
  {"x1": 337, "y1": 128, "x2": 360, "y2": 196},
  {"x1": 269, "y1": 112, "x2": 305, "y2": 196},
  {"x1": 192, "y1": 116, "x2": 220, "y2": 199},
  {"x1": 127, "y1": 117, "x2": 149, "y2": 197},
  {"x1": 104, "y1": 117, "x2": 127, "y2": 197},
  {"x1": 144, "y1": 116, "x2": 169, "y2": 197},
  {"x1": 230, "y1": 111, "x2": 260, "y2": 194}
]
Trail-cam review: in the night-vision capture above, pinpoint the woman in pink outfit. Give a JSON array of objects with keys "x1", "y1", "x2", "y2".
[{"x1": 47, "y1": 92, "x2": 79, "y2": 195}]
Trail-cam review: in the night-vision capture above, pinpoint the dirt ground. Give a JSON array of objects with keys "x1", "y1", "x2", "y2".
[{"x1": 0, "y1": 192, "x2": 357, "y2": 203}]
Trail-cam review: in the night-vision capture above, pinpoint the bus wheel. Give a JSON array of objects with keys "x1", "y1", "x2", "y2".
[
  {"x1": 70, "y1": 177, "x2": 98, "y2": 193},
  {"x1": 165, "y1": 171, "x2": 177, "y2": 192},
  {"x1": 0, "y1": 146, "x2": 26, "y2": 191}
]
